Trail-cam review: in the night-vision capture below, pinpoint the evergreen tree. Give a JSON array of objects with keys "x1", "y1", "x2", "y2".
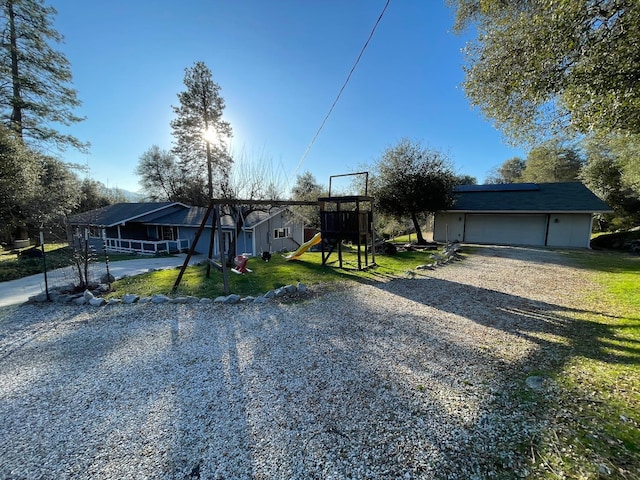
[
  {"x1": 0, "y1": 0, "x2": 86, "y2": 151},
  {"x1": 170, "y1": 61, "x2": 232, "y2": 203}
]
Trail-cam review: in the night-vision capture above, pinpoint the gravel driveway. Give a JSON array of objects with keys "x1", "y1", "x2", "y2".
[{"x1": 0, "y1": 246, "x2": 589, "y2": 479}]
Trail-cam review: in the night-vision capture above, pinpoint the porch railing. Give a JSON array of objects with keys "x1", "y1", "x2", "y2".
[{"x1": 105, "y1": 238, "x2": 190, "y2": 255}]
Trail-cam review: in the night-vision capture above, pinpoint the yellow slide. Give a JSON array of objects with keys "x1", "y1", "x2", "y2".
[{"x1": 286, "y1": 232, "x2": 322, "y2": 260}]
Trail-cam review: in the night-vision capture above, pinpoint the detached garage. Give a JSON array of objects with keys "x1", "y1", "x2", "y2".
[{"x1": 433, "y1": 182, "x2": 612, "y2": 248}]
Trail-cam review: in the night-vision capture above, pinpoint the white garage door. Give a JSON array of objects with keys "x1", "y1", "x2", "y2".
[{"x1": 464, "y1": 214, "x2": 548, "y2": 246}]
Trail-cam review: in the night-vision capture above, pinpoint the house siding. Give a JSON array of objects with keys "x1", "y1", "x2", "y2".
[{"x1": 254, "y1": 213, "x2": 304, "y2": 254}]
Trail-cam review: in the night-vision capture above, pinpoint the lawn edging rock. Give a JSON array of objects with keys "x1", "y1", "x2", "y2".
[{"x1": 28, "y1": 282, "x2": 309, "y2": 308}]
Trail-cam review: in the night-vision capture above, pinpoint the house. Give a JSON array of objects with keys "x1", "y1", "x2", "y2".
[
  {"x1": 67, "y1": 202, "x2": 305, "y2": 256},
  {"x1": 433, "y1": 182, "x2": 612, "y2": 248}
]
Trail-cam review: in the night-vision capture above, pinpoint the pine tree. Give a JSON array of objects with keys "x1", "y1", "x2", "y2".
[
  {"x1": 0, "y1": 0, "x2": 86, "y2": 151},
  {"x1": 171, "y1": 61, "x2": 232, "y2": 203}
]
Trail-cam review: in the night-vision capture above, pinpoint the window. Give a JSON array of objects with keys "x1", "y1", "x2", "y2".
[
  {"x1": 88, "y1": 226, "x2": 102, "y2": 238},
  {"x1": 160, "y1": 226, "x2": 175, "y2": 240},
  {"x1": 274, "y1": 227, "x2": 290, "y2": 238}
]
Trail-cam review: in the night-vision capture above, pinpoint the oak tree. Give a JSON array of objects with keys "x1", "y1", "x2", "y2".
[
  {"x1": 450, "y1": 0, "x2": 640, "y2": 143},
  {"x1": 371, "y1": 139, "x2": 457, "y2": 244}
]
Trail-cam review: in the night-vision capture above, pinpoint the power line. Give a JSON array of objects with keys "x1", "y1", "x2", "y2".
[{"x1": 291, "y1": 0, "x2": 391, "y2": 182}]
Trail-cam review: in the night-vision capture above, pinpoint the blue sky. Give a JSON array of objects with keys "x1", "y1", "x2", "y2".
[{"x1": 52, "y1": 0, "x2": 525, "y2": 194}]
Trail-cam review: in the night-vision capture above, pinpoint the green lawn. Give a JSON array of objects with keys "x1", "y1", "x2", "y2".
[
  {"x1": 106, "y1": 249, "x2": 437, "y2": 299},
  {"x1": 526, "y1": 250, "x2": 640, "y2": 479},
  {"x1": 0, "y1": 244, "x2": 75, "y2": 282},
  {"x1": 0, "y1": 244, "x2": 151, "y2": 282}
]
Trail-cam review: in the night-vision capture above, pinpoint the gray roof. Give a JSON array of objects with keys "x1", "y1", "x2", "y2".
[
  {"x1": 69, "y1": 202, "x2": 282, "y2": 229},
  {"x1": 449, "y1": 182, "x2": 612, "y2": 213},
  {"x1": 68, "y1": 202, "x2": 184, "y2": 227}
]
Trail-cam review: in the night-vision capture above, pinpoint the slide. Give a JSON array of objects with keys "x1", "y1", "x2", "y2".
[{"x1": 286, "y1": 233, "x2": 322, "y2": 260}]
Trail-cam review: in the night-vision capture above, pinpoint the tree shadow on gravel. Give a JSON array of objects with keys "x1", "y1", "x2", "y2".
[{"x1": 379, "y1": 276, "x2": 640, "y2": 366}]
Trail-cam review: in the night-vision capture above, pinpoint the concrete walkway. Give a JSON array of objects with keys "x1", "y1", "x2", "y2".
[{"x1": 0, "y1": 253, "x2": 206, "y2": 308}]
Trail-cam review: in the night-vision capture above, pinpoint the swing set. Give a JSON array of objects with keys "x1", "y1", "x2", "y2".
[{"x1": 172, "y1": 172, "x2": 376, "y2": 294}]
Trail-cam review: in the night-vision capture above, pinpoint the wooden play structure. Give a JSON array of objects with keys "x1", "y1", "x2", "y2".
[
  {"x1": 318, "y1": 172, "x2": 376, "y2": 270},
  {"x1": 172, "y1": 172, "x2": 376, "y2": 294}
]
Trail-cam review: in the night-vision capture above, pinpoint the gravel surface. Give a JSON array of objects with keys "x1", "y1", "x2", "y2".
[{"x1": 0, "y1": 246, "x2": 590, "y2": 479}]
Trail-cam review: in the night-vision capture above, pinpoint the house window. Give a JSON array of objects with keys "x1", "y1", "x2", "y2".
[
  {"x1": 274, "y1": 227, "x2": 290, "y2": 238},
  {"x1": 88, "y1": 226, "x2": 102, "y2": 238},
  {"x1": 160, "y1": 226, "x2": 175, "y2": 240}
]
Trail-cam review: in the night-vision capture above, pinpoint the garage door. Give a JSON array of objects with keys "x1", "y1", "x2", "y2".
[{"x1": 464, "y1": 214, "x2": 548, "y2": 246}]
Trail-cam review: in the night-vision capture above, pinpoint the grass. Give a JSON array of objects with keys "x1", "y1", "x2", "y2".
[
  {"x1": 525, "y1": 250, "x2": 640, "y2": 479},
  {"x1": 0, "y1": 244, "x2": 153, "y2": 282},
  {"x1": 0, "y1": 244, "x2": 75, "y2": 282},
  {"x1": 389, "y1": 232, "x2": 431, "y2": 243},
  {"x1": 106, "y1": 249, "x2": 437, "y2": 299}
]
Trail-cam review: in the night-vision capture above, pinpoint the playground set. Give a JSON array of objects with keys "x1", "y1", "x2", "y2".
[{"x1": 172, "y1": 173, "x2": 376, "y2": 294}]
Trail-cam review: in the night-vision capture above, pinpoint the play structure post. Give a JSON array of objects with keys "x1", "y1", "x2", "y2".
[
  {"x1": 173, "y1": 202, "x2": 213, "y2": 292},
  {"x1": 206, "y1": 205, "x2": 217, "y2": 278},
  {"x1": 215, "y1": 204, "x2": 230, "y2": 294}
]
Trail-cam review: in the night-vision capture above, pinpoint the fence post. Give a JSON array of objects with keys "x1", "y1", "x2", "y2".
[
  {"x1": 39, "y1": 227, "x2": 50, "y2": 301},
  {"x1": 102, "y1": 229, "x2": 111, "y2": 287}
]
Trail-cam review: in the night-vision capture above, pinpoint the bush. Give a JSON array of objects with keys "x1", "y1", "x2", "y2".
[{"x1": 590, "y1": 229, "x2": 640, "y2": 251}]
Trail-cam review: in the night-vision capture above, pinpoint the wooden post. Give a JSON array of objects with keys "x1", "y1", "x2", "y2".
[
  {"x1": 206, "y1": 204, "x2": 217, "y2": 278},
  {"x1": 215, "y1": 204, "x2": 229, "y2": 295},
  {"x1": 173, "y1": 202, "x2": 213, "y2": 292}
]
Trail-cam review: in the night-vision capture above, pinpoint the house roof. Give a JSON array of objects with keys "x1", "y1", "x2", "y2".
[
  {"x1": 135, "y1": 206, "x2": 275, "y2": 229},
  {"x1": 69, "y1": 203, "x2": 295, "y2": 229},
  {"x1": 139, "y1": 206, "x2": 234, "y2": 228},
  {"x1": 67, "y1": 202, "x2": 186, "y2": 227},
  {"x1": 449, "y1": 182, "x2": 612, "y2": 213}
]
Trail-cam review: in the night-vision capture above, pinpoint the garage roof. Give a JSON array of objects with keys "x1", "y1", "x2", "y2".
[{"x1": 450, "y1": 182, "x2": 612, "y2": 213}]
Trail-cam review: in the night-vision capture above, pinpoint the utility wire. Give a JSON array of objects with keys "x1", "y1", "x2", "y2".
[{"x1": 290, "y1": 0, "x2": 391, "y2": 182}]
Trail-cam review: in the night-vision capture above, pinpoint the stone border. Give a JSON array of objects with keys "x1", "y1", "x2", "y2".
[
  {"x1": 27, "y1": 242, "x2": 463, "y2": 308},
  {"x1": 28, "y1": 282, "x2": 309, "y2": 307}
]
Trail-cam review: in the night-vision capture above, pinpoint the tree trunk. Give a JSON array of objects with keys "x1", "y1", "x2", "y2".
[
  {"x1": 8, "y1": 0, "x2": 23, "y2": 138},
  {"x1": 410, "y1": 212, "x2": 426, "y2": 244}
]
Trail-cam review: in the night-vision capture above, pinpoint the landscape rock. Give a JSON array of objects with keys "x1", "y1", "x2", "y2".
[
  {"x1": 285, "y1": 284, "x2": 297, "y2": 294},
  {"x1": 214, "y1": 296, "x2": 226, "y2": 303},
  {"x1": 107, "y1": 298, "x2": 122, "y2": 305},
  {"x1": 525, "y1": 375, "x2": 547, "y2": 391},
  {"x1": 241, "y1": 296, "x2": 255, "y2": 303},
  {"x1": 223, "y1": 294, "x2": 241, "y2": 305},
  {"x1": 297, "y1": 282, "x2": 307, "y2": 293},
  {"x1": 263, "y1": 290, "x2": 275, "y2": 299},
  {"x1": 138, "y1": 297, "x2": 152, "y2": 304},
  {"x1": 151, "y1": 294, "x2": 170, "y2": 304},
  {"x1": 186, "y1": 296, "x2": 200, "y2": 304},
  {"x1": 95, "y1": 284, "x2": 110, "y2": 293},
  {"x1": 171, "y1": 296, "x2": 189, "y2": 304},
  {"x1": 199, "y1": 298, "x2": 212, "y2": 304},
  {"x1": 253, "y1": 296, "x2": 269, "y2": 304},
  {"x1": 83, "y1": 289, "x2": 95, "y2": 302},
  {"x1": 123, "y1": 294, "x2": 139, "y2": 304},
  {"x1": 274, "y1": 287, "x2": 286, "y2": 297},
  {"x1": 100, "y1": 272, "x2": 115, "y2": 283},
  {"x1": 73, "y1": 296, "x2": 86, "y2": 306},
  {"x1": 89, "y1": 297, "x2": 106, "y2": 307}
]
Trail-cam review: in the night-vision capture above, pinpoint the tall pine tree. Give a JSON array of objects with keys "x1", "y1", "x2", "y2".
[
  {"x1": 171, "y1": 61, "x2": 232, "y2": 203},
  {"x1": 0, "y1": 0, "x2": 86, "y2": 151}
]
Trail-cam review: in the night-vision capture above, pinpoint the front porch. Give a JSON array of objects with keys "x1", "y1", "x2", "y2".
[{"x1": 104, "y1": 237, "x2": 190, "y2": 255}]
